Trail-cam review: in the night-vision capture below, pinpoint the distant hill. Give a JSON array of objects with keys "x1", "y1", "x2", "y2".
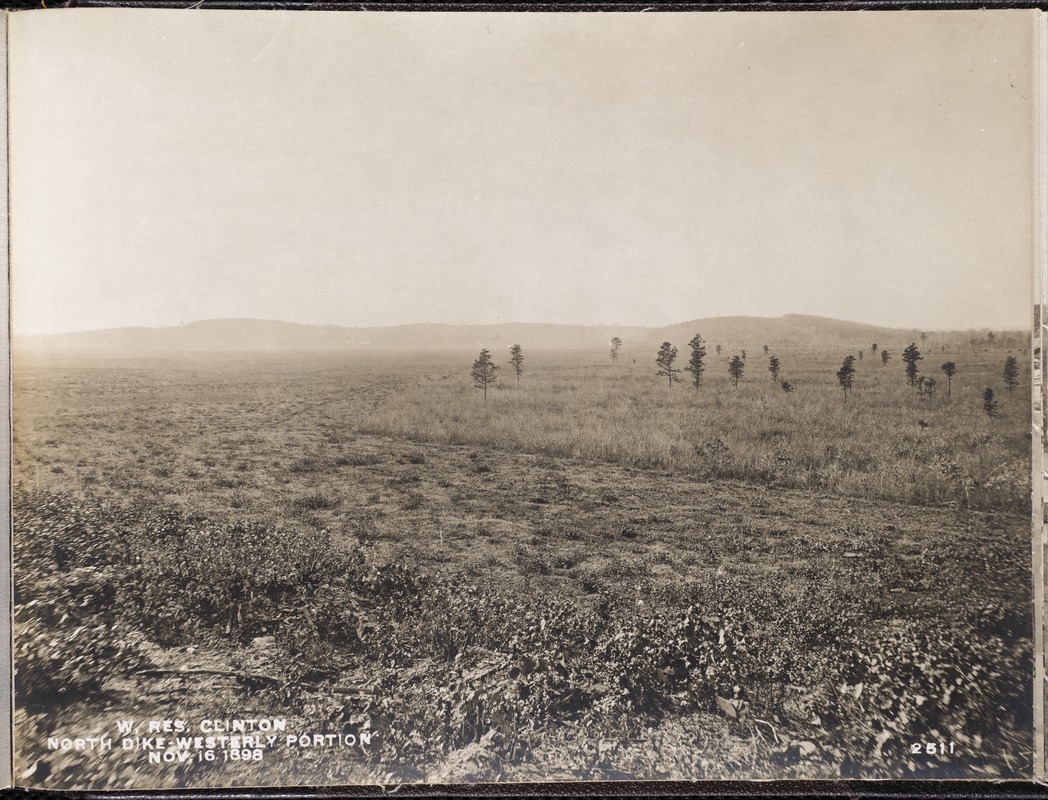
[
  {"x1": 15, "y1": 319, "x2": 650, "y2": 355},
  {"x1": 654, "y1": 315, "x2": 927, "y2": 351},
  {"x1": 14, "y1": 315, "x2": 1015, "y2": 357}
]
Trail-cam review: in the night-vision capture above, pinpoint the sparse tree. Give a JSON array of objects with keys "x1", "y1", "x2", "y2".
[
  {"x1": 920, "y1": 331, "x2": 928, "y2": 343},
  {"x1": 685, "y1": 334, "x2": 707, "y2": 392},
  {"x1": 509, "y1": 344, "x2": 525, "y2": 386},
  {"x1": 655, "y1": 342, "x2": 681, "y2": 387},
  {"x1": 941, "y1": 361, "x2": 956, "y2": 397},
  {"x1": 880, "y1": 349, "x2": 891, "y2": 367},
  {"x1": 741, "y1": 349, "x2": 747, "y2": 361},
  {"x1": 768, "y1": 354, "x2": 781, "y2": 381},
  {"x1": 471, "y1": 349, "x2": 499, "y2": 401},
  {"x1": 858, "y1": 349, "x2": 863, "y2": 360},
  {"x1": 982, "y1": 387, "x2": 998, "y2": 417},
  {"x1": 715, "y1": 344, "x2": 722, "y2": 356},
  {"x1": 872, "y1": 343, "x2": 878, "y2": 355},
  {"x1": 917, "y1": 375, "x2": 937, "y2": 401},
  {"x1": 610, "y1": 337, "x2": 622, "y2": 363},
  {"x1": 902, "y1": 342, "x2": 922, "y2": 387},
  {"x1": 728, "y1": 355, "x2": 745, "y2": 388},
  {"x1": 763, "y1": 344, "x2": 769, "y2": 355},
  {"x1": 1003, "y1": 355, "x2": 1019, "y2": 393},
  {"x1": 837, "y1": 355, "x2": 856, "y2": 402}
]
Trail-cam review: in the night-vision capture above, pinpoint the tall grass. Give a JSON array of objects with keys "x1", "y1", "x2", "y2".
[{"x1": 359, "y1": 348, "x2": 1030, "y2": 512}]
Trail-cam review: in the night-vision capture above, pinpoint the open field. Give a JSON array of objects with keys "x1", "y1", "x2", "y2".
[{"x1": 12, "y1": 341, "x2": 1034, "y2": 786}]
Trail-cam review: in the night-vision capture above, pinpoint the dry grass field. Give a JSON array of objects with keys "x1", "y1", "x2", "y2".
[{"x1": 11, "y1": 339, "x2": 1034, "y2": 787}]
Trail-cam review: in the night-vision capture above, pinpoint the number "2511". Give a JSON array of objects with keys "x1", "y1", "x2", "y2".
[{"x1": 911, "y1": 742, "x2": 955, "y2": 755}]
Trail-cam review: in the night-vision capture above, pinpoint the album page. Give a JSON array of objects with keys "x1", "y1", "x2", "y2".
[{"x1": 4, "y1": 7, "x2": 1043, "y2": 788}]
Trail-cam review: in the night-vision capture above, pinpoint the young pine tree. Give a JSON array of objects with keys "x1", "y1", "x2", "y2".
[
  {"x1": 685, "y1": 334, "x2": 707, "y2": 392},
  {"x1": 916, "y1": 376, "x2": 938, "y2": 401},
  {"x1": 880, "y1": 350, "x2": 891, "y2": 367},
  {"x1": 728, "y1": 355, "x2": 745, "y2": 388},
  {"x1": 610, "y1": 337, "x2": 622, "y2": 363},
  {"x1": 655, "y1": 342, "x2": 681, "y2": 387},
  {"x1": 1003, "y1": 355, "x2": 1019, "y2": 393},
  {"x1": 836, "y1": 355, "x2": 856, "y2": 403},
  {"x1": 902, "y1": 342, "x2": 922, "y2": 387},
  {"x1": 940, "y1": 361, "x2": 956, "y2": 397},
  {"x1": 982, "y1": 387, "x2": 998, "y2": 417},
  {"x1": 509, "y1": 344, "x2": 525, "y2": 387},
  {"x1": 768, "y1": 354, "x2": 781, "y2": 381},
  {"x1": 471, "y1": 349, "x2": 499, "y2": 401}
]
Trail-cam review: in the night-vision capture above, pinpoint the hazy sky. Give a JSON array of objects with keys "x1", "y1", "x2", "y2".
[{"x1": 10, "y1": 9, "x2": 1036, "y2": 335}]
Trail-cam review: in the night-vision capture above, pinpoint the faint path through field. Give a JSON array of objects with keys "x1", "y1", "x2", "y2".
[{"x1": 261, "y1": 377, "x2": 402, "y2": 429}]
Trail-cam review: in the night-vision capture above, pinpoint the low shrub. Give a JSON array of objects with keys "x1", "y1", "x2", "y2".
[{"x1": 12, "y1": 489, "x2": 1032, "y2": 779}]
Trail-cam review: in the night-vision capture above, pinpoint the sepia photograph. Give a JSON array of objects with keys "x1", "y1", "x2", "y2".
[{"x1": 7, "y1": 7, "x2": 1039, "y2": 788}]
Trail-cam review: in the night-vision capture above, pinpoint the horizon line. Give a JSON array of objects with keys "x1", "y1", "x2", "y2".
[{"x1": 13, "y1": 312, "x2": 1031, "y2": 339}]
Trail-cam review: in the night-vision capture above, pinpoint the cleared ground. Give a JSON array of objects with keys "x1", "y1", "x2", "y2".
[{"x1": 11, "y1": 344, "x2": 1034, "y2": 787}]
